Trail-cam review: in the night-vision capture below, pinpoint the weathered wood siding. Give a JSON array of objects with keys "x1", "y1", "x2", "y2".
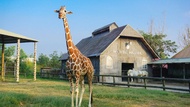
[{"x1": 100, "y1": 37, "x2": 153, "y2": 82}]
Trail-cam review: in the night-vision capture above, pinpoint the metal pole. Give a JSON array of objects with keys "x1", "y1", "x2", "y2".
[
  {"x1": 1, "y1": 43, "x2": 5, "y2": 81},
  {"x1": 16, "y1": 39, "x2": 20, "y2": 82},
  {"x1": 34, "y1": 42, "x2": 37, "y2": 81}
]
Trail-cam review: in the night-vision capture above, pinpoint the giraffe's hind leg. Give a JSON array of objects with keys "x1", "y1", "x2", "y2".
[{"x1": 87, "y1": 73, "x2": 93, "y2": 107}]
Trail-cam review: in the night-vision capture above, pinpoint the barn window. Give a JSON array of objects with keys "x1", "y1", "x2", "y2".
[
  {"x1": 106, "y1": 56, "x2": 113, "y2": 69},
  {"x1": 142, "y1": 60, "x2": 147, "y2": 69}
]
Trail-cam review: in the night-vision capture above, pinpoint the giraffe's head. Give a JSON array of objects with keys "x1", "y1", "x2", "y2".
[{"x1": 55, "y1": 6, "x2": 72, "y2": 19}]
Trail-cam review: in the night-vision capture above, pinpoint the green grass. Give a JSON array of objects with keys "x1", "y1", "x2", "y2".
[{"x1": 0, "y1": 78, "x2": 190, "y2": 107}]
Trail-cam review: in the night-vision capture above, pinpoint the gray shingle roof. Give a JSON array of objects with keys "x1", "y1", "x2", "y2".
[{"x1": 78, "y1": 25, "x2": 125, "y2": 57}]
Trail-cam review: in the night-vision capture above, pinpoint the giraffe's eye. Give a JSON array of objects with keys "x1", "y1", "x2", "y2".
[{"x1": 65, "y1": 10, "x2": 67, "y2": 12}]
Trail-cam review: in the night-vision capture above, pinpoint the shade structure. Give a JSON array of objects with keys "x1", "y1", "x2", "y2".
[{"x1": 0, "y1": 29, "x2": 38, "y2": 82}]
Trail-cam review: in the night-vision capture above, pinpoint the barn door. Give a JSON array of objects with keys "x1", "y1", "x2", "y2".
[{"x1": 122, "y1": 63, "x2": 134, "y2": 81}]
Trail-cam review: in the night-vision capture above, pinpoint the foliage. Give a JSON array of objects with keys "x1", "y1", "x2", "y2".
[
  {"x1": 19, "y1": 49, "x2": 31, "y2": 73},
  {"x1": 37, "y1": 51, "x2": 62, "y2": 69},
  {"x1": 140, "y1": 31, "x2": 178, "y2": 59},
  {"x1": 0, "y1": 45, "x2": 16, "y2": 71},
  {"x1": 0, "y1": 45, "x2": 15, "y2": 62},
  {"x1": 0, "y1": 44, "x2": 62, "y2": 73},
  {"x1": 20, "y1": 61, "x2": 33, "y2": 74},
  {"x1": 37, "y1": 53, "x2": 50, "y2": 67},
  {"x1": 0, "y1": 79, "x2": 190, "y2": 107},
  {"x1": 5, "y1": 46, "x2": 16, "y2": 62},
  {"x1": 20, "y1": 49, "x2": 28, "y2": 61},
  {"x1": 49, "y1": 51, "x2": 61, "y2": 68}
]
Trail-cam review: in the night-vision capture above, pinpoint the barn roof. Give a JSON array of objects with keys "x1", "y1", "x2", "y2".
[
  {"x1": 0, "y1": 29, "x2": 38, "y2": 43},
  {"x1": 172, "y1": 45, "x2": 190, "y2": 58},
  {"x1": 92, "y1": 22, "x2": 118, "y2": 35},
  {"x1": 61, "y1": 22, "x2": 159, "y2": 60}
]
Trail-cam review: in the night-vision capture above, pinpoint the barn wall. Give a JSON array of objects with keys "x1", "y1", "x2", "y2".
[
  {"x1": 89, "y1": 56, "x2": 100, "y2": 75},
  {"x1": 100, "y1": 37, "x2": 153, "y2": 82}
]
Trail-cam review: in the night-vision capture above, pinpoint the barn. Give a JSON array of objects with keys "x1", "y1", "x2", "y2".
[
  {"x1": 148, "y1": 45, "x2": 190, "y2": 79},
  {"x1": 60, "y1": 22, "x2": 159, "y2": 82}
]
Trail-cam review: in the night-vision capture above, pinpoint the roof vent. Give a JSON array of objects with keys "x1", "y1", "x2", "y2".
[{"x1": 92, "y1": 22, "x2": 118, "y2": 36}]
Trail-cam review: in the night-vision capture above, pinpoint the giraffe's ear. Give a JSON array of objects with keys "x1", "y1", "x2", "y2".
[{"x1": 67, "y1": 11, "x2": 73, "y2": 14}]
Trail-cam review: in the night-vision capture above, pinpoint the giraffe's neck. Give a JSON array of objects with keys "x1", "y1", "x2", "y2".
[{"x1": 62, "y1": 18, "x2": 76, "y2": 55}]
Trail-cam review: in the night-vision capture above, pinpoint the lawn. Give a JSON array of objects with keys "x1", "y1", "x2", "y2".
[{"x1": 0, "y1": 78, "x2": 190, "y2": 107}]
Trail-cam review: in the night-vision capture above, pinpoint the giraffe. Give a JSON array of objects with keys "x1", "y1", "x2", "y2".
[{"x1": 55, "y1": 6, "x2": 94, "y2": 107}]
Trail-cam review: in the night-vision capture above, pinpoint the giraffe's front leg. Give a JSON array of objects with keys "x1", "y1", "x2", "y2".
[
  {"x1": 70, "y1": 79, "x2": 75, "y2": 107},
  {"x1": 79, "y1": 78, "x2": 85, "y2": 107},
  {"x1": 67, "y1": 72, "x2": 74, "y2": 107}
]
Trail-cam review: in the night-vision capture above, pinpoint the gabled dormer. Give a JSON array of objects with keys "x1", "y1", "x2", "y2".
[{"x1": 92, "y1": 22, "x2": 118, "y2": 37}]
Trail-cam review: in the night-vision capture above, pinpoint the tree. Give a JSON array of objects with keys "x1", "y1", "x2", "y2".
[
  {"x1": 37, "y1": 53, "x2": 50, "y2": 67},
  {"x1": 178, "y1": 26, "x2": 190, "y2": 49},
  {"x1": 4, "y1": 46, "x2": 15, "y2": 62},
  {"x1": 141, "y1": 31, "x2": 177, "y2": 59},
  {"x1": 19, "y1": 49, "x2": 30, "y2": 73},
  {"x1": 0, "y1": 45, "x2": 15, "y2": 62},
  {"x1": 20, "y1": 49, "x2": 28, "y2": 61},
  {"x1": 49, "y1": 51, "x2": 61, "y2": 68}
]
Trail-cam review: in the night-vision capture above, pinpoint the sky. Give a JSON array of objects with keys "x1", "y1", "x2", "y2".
[{"x1": 0, "y1": 0, "x2": 190, "y2": 57}]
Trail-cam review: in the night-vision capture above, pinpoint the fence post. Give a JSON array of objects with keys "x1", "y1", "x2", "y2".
[
  {"x1": 113, "y1": 76, "x2": 115, "y2": 86},
  {"x1": 127, "y1": 76, "x2": 130, "y2": 88},
  {"x1": 102, "y1": 75, "x2": 104, "y2": 85},
  {"x1": 143, "y1": 78, "x2": 147, "y2": 89},
  {"x1": 189, "y1": 81, "x2": 190, "y2": 93},
  {"x1": 162, "y1": 77, "x2": 165, "y2": 91}
]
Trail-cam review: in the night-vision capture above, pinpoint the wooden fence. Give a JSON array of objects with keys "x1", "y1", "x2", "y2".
[
  {"x1": 97, "y1": 75, "x2": 190, "y2": 93},
  {"x1": 39, "y1": 72, "x2": 190, "y2": 93}
]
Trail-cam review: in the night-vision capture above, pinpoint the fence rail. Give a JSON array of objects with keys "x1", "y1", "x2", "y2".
[
  {"x1": 39, "y1": 72, "x2": 190, "y2": 93},
  {"x1": 97, "y1": 75, "x2": 190, "y2": 93}
]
